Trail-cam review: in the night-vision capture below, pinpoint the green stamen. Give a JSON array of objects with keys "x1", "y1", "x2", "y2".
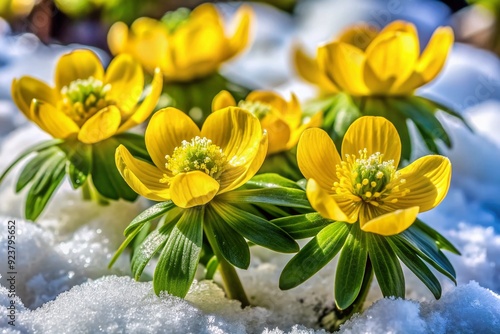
[
  {"x1": 60, "y1": 76, "x2": 111, "y2": 124},
  {"x1": 161, "y1": 8, "x2": 191, "y2": 33},
  {"x1": 238, "y1": 100, "x2": 273, "y2": 120}
]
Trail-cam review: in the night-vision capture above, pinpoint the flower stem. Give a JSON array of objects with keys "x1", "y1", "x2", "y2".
[
  {"x1": 81, "y1": 178, "x2": 109, "y2": 205},
  {"x1": 321, "y1": 258, "x2": 374, "y2": 331},
  {"x1": 204, "y1": 221, "x2": 250, "y2": 308}
]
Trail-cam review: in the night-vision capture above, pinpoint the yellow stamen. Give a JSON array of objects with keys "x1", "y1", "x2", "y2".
[{"x1": 164, "y1": 136, "x2": 227, "y2": 182}]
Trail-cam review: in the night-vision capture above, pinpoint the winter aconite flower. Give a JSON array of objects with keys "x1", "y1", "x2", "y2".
[
  {"x1": 1, "y1": 49, "x2": 162, "y2": 220},
  {"x1": 296, "y1": 20, "x2": 468, "y2": 161},
  {"x1": 112, "y1": 107, "x2": 301, "y2": 306},
  {"x1": 296, "y1": 21, "x2": 454, "y2": 96},
  {"x1": 298, "y1": 116, "x2": 451, "y2": 236},
  {"x1": 213, "y1": 90, "x2": 322, "y2": 155},
  {"x1": 11, "y1": 49, "x2": 162, "y2": 144},
  {"x1": 108, "y1": 3, "x2": 252, "y2": 82},
  {"x1": 116, "y1": 106, "x2": 267, "y2": 208},
  {"x1": 278, "y1": 116, "x2": 458, "y2": 327}
]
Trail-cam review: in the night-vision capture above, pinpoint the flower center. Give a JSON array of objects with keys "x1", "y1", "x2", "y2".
[
  {"x1": 162, "y1": 136, "x2": 227, "y2": 182},
  {"x1": 333, "y1": 148, "x2": 409, "y2": 205},
  {"x1": 161, "y1": 8, "x2": 191, "y2": 33},
  {"x1": 59, "y1": 76, "x2": 111, "y2": 125},
  {"x1": 238, "y1": 100, "x2": 272, "y2": 120}
]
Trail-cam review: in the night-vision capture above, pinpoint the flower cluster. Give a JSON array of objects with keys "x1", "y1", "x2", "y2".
[{"x1": 1, "y1": 3, "x2": 463, "y2": 330}]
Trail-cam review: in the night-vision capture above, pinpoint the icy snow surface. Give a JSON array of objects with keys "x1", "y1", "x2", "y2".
[{"x1": 2, "y1": 1, "x2": 500, "y2": 333}]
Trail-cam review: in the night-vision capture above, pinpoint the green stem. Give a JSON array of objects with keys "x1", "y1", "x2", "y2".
[
  {"x1": 81, "y1": 178, "x2": 109, "y2": 205},
  {"x1": 81, "y1": 180, "x2": 92, "y2": 200},
  {"x1": 321, "y1": 258, "x2": 374, "y2": 331},
  {"x1": 204, "y1": 222, "x2": 250, "y2": 308}
]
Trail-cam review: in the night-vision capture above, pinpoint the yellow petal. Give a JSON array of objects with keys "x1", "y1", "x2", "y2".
[
  {"x1": 170, "y1": 6, "x2": 225, "y2": 80},
  {"x1": 394, "y1": 27, "x2": 454, "y2": 94},
  {"x1": 307, "y1": 178, "x2": 356, "y2": 223},
  {"x1": 130, "y1": 18, "x2": 170, "y2": 74},
  {"x1": 294, "y1": 46, "x2": 338, "y2": 93},
  {"x1": 390, "y1": 155, "x2": 451, "y2": 212},
  {"x1": 218, "y1": 132, "x2": 268, "y2": 194},
  {"x1": 55, "y1": 50, "x2": 104, "y2": 92},
  {"x1": 287, "y1": 110, "x2": 323, "y2": 150},
  {"x1": 363, "y1": 25, "x2": 419, "y2": 94},
  {"x1": 416, "y1": 27, "x2": 454, "y2": 82},
  {"x1": 212, "y1": 90, "x2": 236, "y2": 112},
  {"x1": 115, "y1": 145, "x2": 171, "y2": 201},
  {"x1": 105, "y1": 54, "x2": 144, "y2": 114},
  {"x1": 107, "y1": 21, "x2": 128, "y2": 55},
  {"x1": 361, "y1": 206, "x2": 419, "y2": 236},
  {"x1": 201, "y1": 107, "x2": 263, "y2": 167},
  {"x1": 190, "y1": 2, "x2": 221, "y2": 23},
  {"x1": 338, "y1": 23, "x2": 378, "y2": 51},
  {"x1": 78, "y1": 106, "x2": 121, "y2": 144},
  {"x1": 341, "y1": 116, "x2": 401, "y2": 167},
  {"x1": 379, "y1": 20, "x2": 418, "y2": 35},
  {"x1": 297, "y1": 128, "x2": 341, "y2": 191},
  {"x1": 318, "y1": 42, "x2": 368, "y2": 95},
  {"x1": 11, "y1": 76, "x2": 57, "y2": 119},
  {"x1": 31, "y1": 99, "x2": 80, "y2": 138},
  {"x1": 117, "y1": 67, "x2": 162, "y2": 133},
  {"x1": 261, "y1": 114, "x2": 291, "y2": 155},
  {"x1": 227, "y1": 4, "x2": 252, "y2": 58},
  {"x1": 169, "y1": 171, "x2": 220, "y2": 208},
  {"x1": 246, "y1": 90, "x2": 288, "y2": 116},
  {"x1": 145, "y1": 107, "x2": 200, "y2": 173}
]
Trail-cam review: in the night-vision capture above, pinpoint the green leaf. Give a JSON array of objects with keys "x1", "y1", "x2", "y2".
[
  {"x1": 271, "y1": 213, "x2": 333, "y2": 239},
  {"x1": 219, "y1": 188, "x2": 311, "y2": 209},
  {"x1": 204, "y1": 204, "x2": 250, "y2": 269},
  {"x1": 418, "y1": 96, "x2": 473, "y2": 132},
  {"x1": 413, "y1": 219, "x2": 460, "y2": 255},
  {"x1": 388, "y1": 236, "x2": 442, "y2": 299},
  {"x1": 204, "y1": 256, "x2": 219, "y2": 280},
  {"x1": 0, "y1": 139, "x2": 63, "y2": 184},
  {"x1": 131, "y1": 213, "x2": 181, "y2": 280},
  {"x1": 332, "y1": 95, "x2": 361, "y2": 143},
  {"x1": 124, "y1": 201, "x2": 176, "y2": 236},
  {"x1": 367, "y1": 233, "x2": 405, "y2": 298},
  {"x1": 16, "y1": 147, "x2": 60, "y2": 192},
  {"x1": 109, "y1": 223, "x2": 149, "y2": 269},
  {"x1": 246, "y1": 173, "x2": 302, "y2": 190},
  {"x1": 335, "y1": 223, "x2": 368, "y2": 310},
  {"x1": 280, "y1": 222, "x2": 350, "y2": 290},
  {"x1": 397, "y1": 227, "x2": 457, "y2": 284},
  {"x1": 25, "y1": 150, "x2": 66, "y2": 221},
  {"x1": 211, "y1": 201, "x2": 299, "y2": 253},
  {"x1": 154, "y1": 206, "x2": 204, "y2": 297},
  {"x1": 394, "y1": 97, "x2": 452, "y2": 147},
  {"x1": 114, "y1": 132, "x2": 151, "y2": 162},
  {"x1": 91, "y1": 137, "x2": 137, "y2": 201},
  {"x1": 61, "y1": 140, "x2": 92, "y2": 189}
]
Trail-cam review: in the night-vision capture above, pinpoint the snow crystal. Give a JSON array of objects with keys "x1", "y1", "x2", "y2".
[{"x1": 340, "y1": 282, "x2": 500, "y2": 334}]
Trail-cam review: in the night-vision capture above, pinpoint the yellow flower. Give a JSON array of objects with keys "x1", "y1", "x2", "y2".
[
  {"x1": 213, "y1": 90, "x2": 322, "y2": 155},
  {"x1": 297, "y1": 116, "x2": 451, "y2": 236},
  {"x1": 11, "y1": 49, "x2": 163, "y2": 144},
  {"x1": 108, "y1": 3, "x2": 252, "y2": 82},
  {"x1": 0, "y1": 0, "x2": 35, "y2": 18},
  {"x1": 115, "y1": 107, "x2": 268, "y2": 208},
  {"x1": 295, "y1": 21, "x2": 454, "y2": 96}
]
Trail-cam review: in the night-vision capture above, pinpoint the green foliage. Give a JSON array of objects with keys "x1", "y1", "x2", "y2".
[{"x1": 306, "y1": 93, "x2": 470, "y2": 163}]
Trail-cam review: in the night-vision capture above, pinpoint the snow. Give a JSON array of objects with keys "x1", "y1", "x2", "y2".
[{"x1": 1, "y1": 1, "x2": 500, "y2": 333}]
